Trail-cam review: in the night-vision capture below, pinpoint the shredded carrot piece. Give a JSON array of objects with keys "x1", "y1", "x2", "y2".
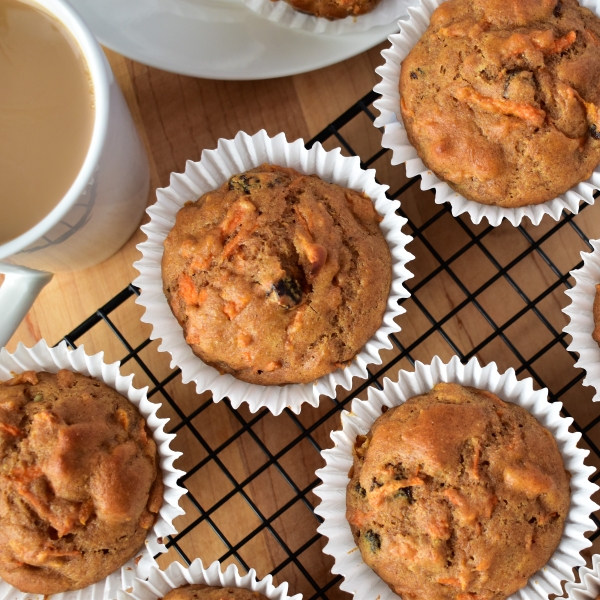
[
  {"x1": 455, "y1": 86, "x2": 545, "y2": 127},
  {"x1": 220, "y1": 199, "x2": 258, "y2": 258},
  {"x1": 368, "y1": 477, "x2": 425, "y2": 507},
  {"x1": 178, "y1": 274, "x2": 199, "y2": 306},
  {"x1": 236, "y1": 330, "x2": 253, "y2": 348},
  {"x1": 532, "y1": 30, "x2": 576, "y2": 54},
  {"x1": 438, "y1": 578, "x2": 462, "y2": 588},
  {"x1": 0, "y1": 422, "x2": 23, "y2": 437},
  {"x1": 116, "y1": 408, "x2": 129, "y2": 431},
  {"x1": 260, "y1": 361, "x2": 282, "y2": 373},
  {"x1": 223, "y1": 301, "x2": 243, "y2": 320},
  {"x1": 79, "y1": 500, "x2": 95, "y2": 526},
  {"x1": 553, "y1": 30, "x2": 576, "y2": 53},
  {"x1": 585, "y1": 100, "x2": 600, "y2": 126},
  {"x1": 8, "y1": 465, "x2": 43, "y2": 483},
  {"x1": 35, "y1": 548, "x2": 81, "y2": 562},
  {"x1": 13, "y1": 485, "x2": 75, "y2": 538}
]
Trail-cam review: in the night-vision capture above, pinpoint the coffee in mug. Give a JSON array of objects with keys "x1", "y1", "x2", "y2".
[
  {"x1": 0, "y1": 0, "x2": 95, "y2": 244},
  {"x1": 0, "y1": 0, "x2": 150, "y2": 347}
]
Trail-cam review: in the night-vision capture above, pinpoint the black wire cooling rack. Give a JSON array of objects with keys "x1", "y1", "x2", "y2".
[{"x1": 61, "y1": 89, "x2": 600, "y2": 600}]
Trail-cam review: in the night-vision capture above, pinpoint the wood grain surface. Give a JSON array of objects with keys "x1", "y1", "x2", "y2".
[{"x1": 4, "y1": 42, "x2": 600, "y2": 600}]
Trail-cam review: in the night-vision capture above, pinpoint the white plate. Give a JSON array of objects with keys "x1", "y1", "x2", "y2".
[{"x1": 69, "y1": 0, "x2": 400, "y2": 80}]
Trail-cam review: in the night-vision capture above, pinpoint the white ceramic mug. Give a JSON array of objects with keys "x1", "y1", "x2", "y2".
[{"x1": 0, "y1": 0, "x2": 149, "y2": 347}]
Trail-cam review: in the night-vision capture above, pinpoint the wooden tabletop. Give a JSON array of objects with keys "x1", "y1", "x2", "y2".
[{"x1": 6, "y1": 43, "x2": 388, "y2": 351}]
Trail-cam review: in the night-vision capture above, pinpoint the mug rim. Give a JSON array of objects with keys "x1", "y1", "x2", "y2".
[{"x1": 0, "y1": 0, "x2": 110, "y2": 262}]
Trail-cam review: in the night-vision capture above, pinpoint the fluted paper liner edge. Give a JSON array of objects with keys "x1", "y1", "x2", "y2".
[
  {"x1": 133, "y1": 129, "x2": 414, "y2": 416},
  {"x1": 115, "y1": 558, "x2": 302, "y2": 600},
  {"x1": 314, "y1": 355, "x2": 599, "y2": 600},
  {"x1": 372, "y1": 0, "x2": 600, "y2": 227},
  {"x1": 563, "y1": 238, "x2": 600, "y2": 402},
  {"x1": 0, "y1": 340, "x2": 187, "y2": 600},
  {"x1": 564, "y1": 554, "x2": 600, "y2": 600}
]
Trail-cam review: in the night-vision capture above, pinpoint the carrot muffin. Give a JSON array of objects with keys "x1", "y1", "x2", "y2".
[
  {"x1": 592, "y1": 283, "x2": 600, "y2": 345},
  {"x1": 399, "y1": 0, "x2": 600, "y2": 207},
  {"x1": 279, "y1": 0, "x2": 381, "y2": 19},
  {"x1": 346, "y1": 382, "x2": 570, "y2": 600},
  {"x1": 162, "y1": 164, "x2": 392, "y2": 386},
  {"x1": 0, "y1": 370, "x2": 164, "y2": 595},
  {"x1": 163, "y1": 584, "x2": 268, "y2": 600}
]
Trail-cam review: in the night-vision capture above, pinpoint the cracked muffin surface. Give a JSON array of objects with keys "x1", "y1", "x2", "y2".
[
  {"x1": 280, "y1": 0, "x2": 382, "y2": 20},
  {"x1": 0, "y1": 370, "x2": 164, "y2": 594},
  {"x1": 163, "y1": 584, "x2": 268, "y2": 600},
  {"x1": 346, "y1": 383, "x2": 570, "y2": 600},
  {"x1": 162, "y1": 164, "x2": 392, "y2": 386},
  {"x1": 399, "y1": 0, "x2": 600, "y2": 207}
]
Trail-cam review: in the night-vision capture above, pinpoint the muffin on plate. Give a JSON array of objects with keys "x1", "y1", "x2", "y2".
[
  {"x1": 0, "y1": 370, "x2": 164, "y2": 595},
  {"x1": 163, "y1": 584, "x2": 268, "y2": 600},
  {"x1": 346, "y1": 382, "x2": 570, "y2": 600},
  {"x1": 279, "y1": 0, "x2": 382, "y2": 19},
  {"x1": 399, "y1": 0, "x2": 600, "y2": 207},
  {"x1": 162, "y1": 164, "x2": 392, "y2": 386}
]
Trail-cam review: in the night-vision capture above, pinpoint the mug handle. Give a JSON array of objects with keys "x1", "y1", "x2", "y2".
[{"x1": 0, "y1": 264, "x2": 53, "y2": 347}]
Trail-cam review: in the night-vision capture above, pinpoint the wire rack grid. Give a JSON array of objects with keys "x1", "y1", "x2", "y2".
[{"x1": 61, "y1": 89, "x2": 600, "y2": 600}]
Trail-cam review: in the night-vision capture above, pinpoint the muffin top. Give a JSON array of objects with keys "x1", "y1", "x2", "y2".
[
  {"x1": 399, "y1": 0, "x2": 600, "y2": 207},
  {"x1": 0, "y1": 370, "x2": 163, "y2": 595},
  {"x1": 280, "y1": 0, "x2": 381, "y2": 19},
  {"x1": 163, "y1": 584, "x2": 268, "y2": 600},
  {"x1": 162, "y1": 164, "x2": 392, "y2": 386},
  {"x1": 346, "y1": 382, "x2": 570, "y2": 600}
]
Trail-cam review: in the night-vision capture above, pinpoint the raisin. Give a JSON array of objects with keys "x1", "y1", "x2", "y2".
[
  {"x1": 381, "y1": 405, "x2": 388, "y2": 414},
  {"x1": 394, "y1": 487, "x2": 414, "y2": 504},
  {"x1": 354, "y1": 481, "x2": 367, "y2": 498},
  {"x1": 384, "y1": 462, "x2": 406, "y2": 480},
  {"x1": 591, "y1": 124, "x2": 600, "y2": 140},
  {"x1": 363, "y1": 530, "x2": 381, "y2": 552},
  {"x1": 229, "y1": 174, "x2": 262, "y2": 194},
  {"x1": 370, "y1": 477, "x2": 383, "y2": 491},
  {"x1": 553, "y1": 0, "x2": 562, "y2": 17},
  {"x1": 410, "y1": 71, "x2": 418, "y2": 80},
  {"x1": 269, "y1": 277, "x2": 302, "y2": 309}
]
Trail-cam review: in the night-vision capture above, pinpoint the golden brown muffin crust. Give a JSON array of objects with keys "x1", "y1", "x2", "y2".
[
  {"x1": 593, "y1": 283, "x2": 600, "y2": 345},
  {"x1": 162, "y1": 164, "x2": 392, "y2": 386},
  {"x1": 399, "y1": 0, "x2": 600, "y2": 207},
  {"x1": 280, "y1": 0, "x2": 381, "y2": 19},
  {"x1": 0, "y1": 370, "x2": 164, "y2": 595},
  {"x1": 346, "y1": 383, "x2": 570, "y2": 600},
  {"x1": 163, "y1": 584, "x2": 269, "y2": 600}
]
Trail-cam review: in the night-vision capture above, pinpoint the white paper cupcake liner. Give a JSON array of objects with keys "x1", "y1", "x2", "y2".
[
  {"x1": 115, "y1": 558, "x2": 302, "y2": 600},
  {"x1": 242, "y1": 0, "x2": 416, "y2": 35},
  {"x1": 373, "y1": 0, "x2": 600, "y2": 227},
  {"x1": 133, "y1": 129, "x2": 414, "y2": 416},
  {"x1": 564, "y1": 554, "x2": 600, "y2": 600},
  {"x1": 563, "y1": 239, "x2": 600, "y2": 402},
  {"x1": 314, "y1": 355, "x2": 599, "y2": 600},
  {"x1": 0, "y1": 340, "x2": 187, "y2": 600}
]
